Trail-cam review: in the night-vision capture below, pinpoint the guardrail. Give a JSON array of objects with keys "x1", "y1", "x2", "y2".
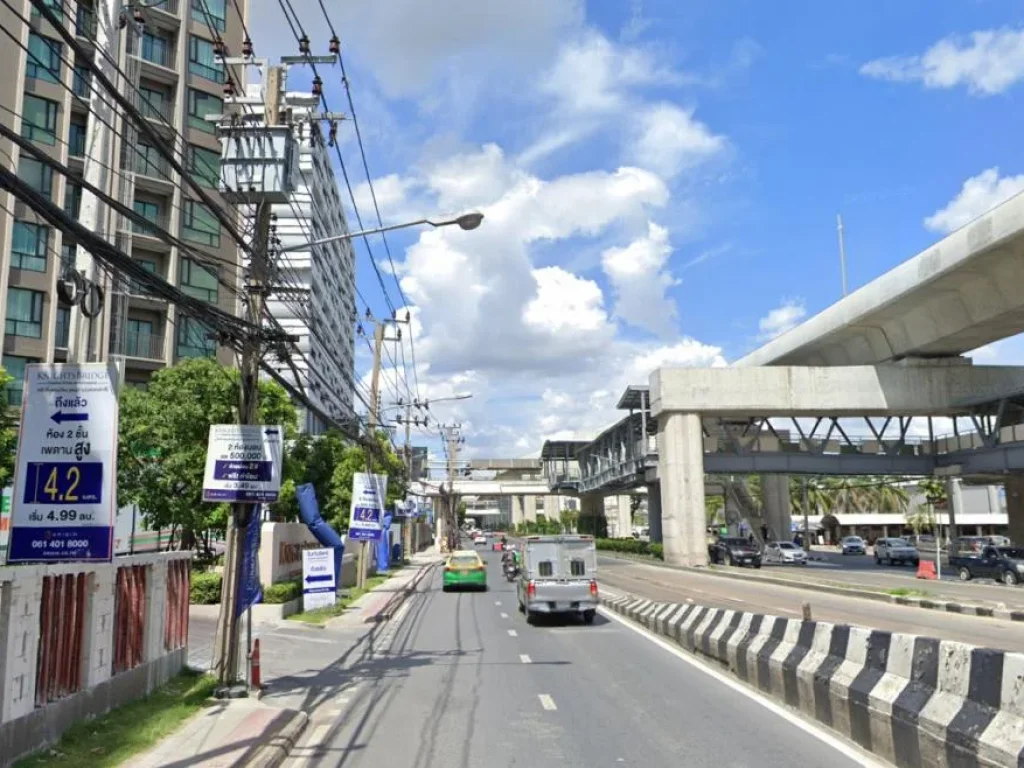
[{"x1": 0, "y1": 552, "x2": 191, "y2": 766}]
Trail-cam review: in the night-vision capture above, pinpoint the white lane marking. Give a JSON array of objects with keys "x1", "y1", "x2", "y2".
[
  {"x1": 290, "y1": 724, "x2": 332, "y2": 764},
  {"x1": 495, "y1": 601, "x2": 502, "y2": 606},
  {"x1": 508, "y1": 629, "x2": 518, "y2": 637},
  {"x1": 599, "y1": 608, "x2": 886, "y2": 768},
  {"x1": 538, "y1": 694, "x2": 557, "y2": 711},
  {"x1": 520, "y1": 654, "x2": 532, "y2": 664},
  {"x1": 500, "y1": 612, "x2": 509, "y2": 619}
]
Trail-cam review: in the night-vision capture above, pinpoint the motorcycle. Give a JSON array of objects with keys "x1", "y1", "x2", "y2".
[{"x1": 503, "y1": 560, "x2": 519, "y2": 582}]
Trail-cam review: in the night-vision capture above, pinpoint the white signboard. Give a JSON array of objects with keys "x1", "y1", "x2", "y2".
[
  {"x1": 347, "y1": 473, "x2": 387, "y2": 542},
  {"x1": 302, "y1": 547, "x2": 336, "y2": 611},
  {"x1": 202, "y1": 425, "x2": 284, "y2": 503},
  {"x1": 7, "y1": 364, "x2": 119, "y2": 563}
]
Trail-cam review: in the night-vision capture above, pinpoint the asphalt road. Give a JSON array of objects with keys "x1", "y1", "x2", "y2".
[
  {"x1": 597, "y1": 556, "x2": 1024, "y2": 651},
  {"x1": 281, "y1": 549, "x2": 875, "y2": 768}
]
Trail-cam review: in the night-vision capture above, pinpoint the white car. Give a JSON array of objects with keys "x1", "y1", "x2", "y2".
[
  {"x1": 764, "y1": 541, "x2": 808, "y2": 565},
  {"x1": 472, "y1": 534, "x2": 487, "y2": 546},
  {"x1": 841, "y1": 536, "x2": 867, "y2": 555}
]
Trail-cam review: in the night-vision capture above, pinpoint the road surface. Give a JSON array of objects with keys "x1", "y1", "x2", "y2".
[
  {"x1": 598, "y1": 555, "x2": 1024, "y2": 651},
  {"x1": 277, "y1": 550, "x2": 876, "y2": 768}
]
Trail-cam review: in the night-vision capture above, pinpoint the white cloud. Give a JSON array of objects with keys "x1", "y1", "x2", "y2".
[
  {"x1": 629, "y1": 103, "x2": 726, "y2": 178},
  {"x1": 523, "y1": 267, "x2": 610, "y2": 335},
  {"x1": 924, "y1": 168, "x2": 1024, "y2": 234},
  {"x1": 601, "y1": 221, "x2": 679, "y2": 336},
  {"x1": 758, "y1": 300, "x2": 806, "y2": 340},
  {"x1": 861, "y1": 28, "x2": 1024, "y2": 96}
]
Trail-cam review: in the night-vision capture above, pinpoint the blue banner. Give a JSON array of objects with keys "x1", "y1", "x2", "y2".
[
  {"x1": 376, "y1": 511, "x2": 393, "y2": 573},
  {"x1": 236, "y1": 512, "x2": 262, "y2": 617}
]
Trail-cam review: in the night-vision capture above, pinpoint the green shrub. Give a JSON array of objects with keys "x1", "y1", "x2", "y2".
[
  {"x1": 190, "y1": 571, "x2": 222, "y2": 604},
  {"x1": 650, "y1": 543, "x2": 664, "y2": 560},
  {"x1": 595, "y1": 538, "x2": 663, "y2": 559},
  {"x1": 262, "y1": 579, "x2": 302, "y2": 604}
]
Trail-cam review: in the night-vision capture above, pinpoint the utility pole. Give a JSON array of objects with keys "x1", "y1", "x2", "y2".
[
  {"x1": 837, "y1": 213, "x2": 848, "y2": 298},
  {"x1": 403, "y1": 401, "x2": 414, "y2": 558},
  {"x1": 802, "y1": 477, "x2": 810, "y2": 552},
  {"x1": 211, "y1": 66, "x2": 284, "y2": 690},
  {"x1": 439, "y1": 423, "x2": 463, "y2": 553}
]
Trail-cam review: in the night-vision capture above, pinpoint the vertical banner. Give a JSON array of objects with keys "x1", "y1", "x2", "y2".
[
  {"x1": 8, "y1": 363, "x2": 119, "y2": 563},
  {"x1": 376, "y1": 510, "x2": 394, "y2": 573},
  {"x1": 236, "y1": 512, "x2": 263, "y2": 617},
  {"x1": 347, "y1": 473, "x2": 386, "y2": 541}
]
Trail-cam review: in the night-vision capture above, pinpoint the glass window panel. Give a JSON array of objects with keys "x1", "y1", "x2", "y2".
[{"x1": 11, "y1": 221, "x2": 49, "y2": 272}]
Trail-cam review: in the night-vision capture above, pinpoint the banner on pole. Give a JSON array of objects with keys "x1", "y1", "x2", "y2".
[
  {"x1": 347, "y1": 473, "x2": 386, "y2": 541},
  {"x1": 236, "y1": 511, "x2": 263, "y2": 617}
]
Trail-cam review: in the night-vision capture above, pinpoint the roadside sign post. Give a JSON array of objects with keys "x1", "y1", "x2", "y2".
[
  {"x1": 302, "y1": 548, "x2": 336, "y2": 611},
  {"x1": 348, "y1": 473, "x2": 386, "y2": 588},
  {"x1": 202, "y1": 425, "x2": 284, "y2": 504},
  {"x1": 7, "y1": 363, "x2": 119, "y2": 563}
]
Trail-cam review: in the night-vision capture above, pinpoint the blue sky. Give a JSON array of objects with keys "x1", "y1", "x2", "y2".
[{"x1": 250, "y1": 0, "x2": 1024, "y2": 456}]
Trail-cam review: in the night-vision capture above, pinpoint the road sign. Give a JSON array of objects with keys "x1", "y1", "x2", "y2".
[
  {"x1": 202, "y1": 425, "x2": 284, "y2": 503},
  {"x1": 302, "y1": 547, "x2": 336, "y2": 611},
  {"x1": 7, "y1": 364, "x2": 119, "y2": 563},
  {"x1": 347, "y1": 473, "x2": 386, "y2": 542}
]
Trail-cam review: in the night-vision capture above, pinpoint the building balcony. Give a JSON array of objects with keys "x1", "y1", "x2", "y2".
[{"x1": 122, "y1": 330, "x2": 165, "y2": 362}]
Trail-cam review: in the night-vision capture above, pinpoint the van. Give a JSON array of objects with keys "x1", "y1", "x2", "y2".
[{"x1": 516, "y1": 535, "x2": 598, "y2": 624}]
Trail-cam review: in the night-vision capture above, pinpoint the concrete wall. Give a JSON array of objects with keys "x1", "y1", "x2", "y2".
[
  {"x1": 0, "y1": 553, "x2": 191, "y2": 766},
  {"x1": 258, "y1": 522, "x2": 320, "y2": 585}
]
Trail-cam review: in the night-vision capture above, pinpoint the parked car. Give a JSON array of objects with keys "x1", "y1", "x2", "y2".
[
  {"x1": 841, "y1": 536, "x2": 867, "y2": 555},
  {"x1": 952, "y1": 545, "x2": 1024, "y2": 585},
  {"x1": 516, "y1": 535, "x2": 598, "y2": 624},
  {"x1": 764, "y1": 541, "x2": 808, "y2": 565},
  {"x1": 708, "y1": 537, "x2": 762, "y2": 568},
  {"x1": 874, "y1": 537, "x2": 920, "y2": 566}
]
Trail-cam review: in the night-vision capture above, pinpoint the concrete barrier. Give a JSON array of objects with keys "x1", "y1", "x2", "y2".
[{"x1": 603, "y1": 593, "x2": 1024, "y2": 767}]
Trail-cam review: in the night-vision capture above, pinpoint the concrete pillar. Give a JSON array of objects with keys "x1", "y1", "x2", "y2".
[
  {"x1": 761, "y1": 474, "x2": 792, "y2": 542},
  {"x1": 1005, "y1": 476, "x2": 1024, "y2": 546},
  {"x1": 524, "y1": 495, "x2": 538, "y2": 523},
  {"x1": 946, "y1": 477, "x2": 964, "y2": 545},
  {"x1": 646, "y1": 483, "x2": 662, "y2": 543},
  {"x1": 511, "y1": 495, "x2": 525, "y2": 527},
  {"x1": 724, "y1": 488, "x2": 741, "y2": 537},
  {"x1": 658, "y1": 412, "x2": 706, "y2": 567},
  {"x1": 616, "y1": 496, "x2": 632, "y2": 538}
]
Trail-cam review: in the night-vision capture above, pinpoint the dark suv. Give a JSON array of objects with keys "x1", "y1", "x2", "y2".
[{"x1": 709, "y1": 537, "x2": 762, "y2": 568}]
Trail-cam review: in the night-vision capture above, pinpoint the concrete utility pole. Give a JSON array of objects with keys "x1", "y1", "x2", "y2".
[
  {"x1": 439, "y1": 423, "x2": 463, "y2": 553},
  {"x1": 837, "y1": 213, "x2": 848, "y2": 299},
  {"x1": 403, "y1": 401, "x2": 414, "y2": 557},
  {"x1": 68, "y1": 0, "x2": 120, "y2": 363},
  {"x1": 211, "y1": 66, "x2": 284, "y2": 690}
]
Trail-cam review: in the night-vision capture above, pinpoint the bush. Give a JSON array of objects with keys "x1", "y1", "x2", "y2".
[
  {"x1": 190, "y1": 571, "x2": 222, "y2": 604},
  {"x1": 595, "y1": 538, "x2": 664, "y2": 560},
  {"x1": 262, "y1": 579, "x2": 302, "y2": 604}
]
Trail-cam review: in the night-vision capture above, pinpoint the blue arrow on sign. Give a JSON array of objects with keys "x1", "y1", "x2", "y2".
[
  {"x1": 305, "y1": 573, "x2": 333, "y2": 584},
  {"x1": 51, "y1": 411, "x2": 89, "y2": 424}
]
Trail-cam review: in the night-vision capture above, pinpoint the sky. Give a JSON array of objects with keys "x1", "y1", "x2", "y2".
[{"x1": 248, "y1": 0, "x2": 1024, "y2": 459}]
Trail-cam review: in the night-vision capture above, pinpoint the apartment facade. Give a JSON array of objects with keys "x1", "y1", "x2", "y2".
[
  {"x1": 252, "y1": 82, "x2": 357, "y2": 433},
  {"x1": 0, "y1": 0, "x2": 249, "y2": 405}
]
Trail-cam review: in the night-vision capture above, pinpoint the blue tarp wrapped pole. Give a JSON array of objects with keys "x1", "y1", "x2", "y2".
[
  {"x1": 296, "y1": 483, "x2": 344, "y2": 582},
  {"x1": 376, "y1": 511, "x2": 393, "y2": 574}
]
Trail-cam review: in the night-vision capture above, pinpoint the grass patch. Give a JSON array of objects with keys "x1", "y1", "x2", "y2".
[
  {"x1": 886, "y1": 587, "x2": 930, "y2": 597},
  {"x1": 286, "y1": 572, "x2": 397, "y2": 625},
  {"x1": 14, "y1": 670, "x2": 216, "y2": 768}
]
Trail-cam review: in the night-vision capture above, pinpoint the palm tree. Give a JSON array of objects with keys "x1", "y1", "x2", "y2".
[
  {"x1": 874, "y1": 480, "x2": 910, "y2": 514},
  {"x1": 706, "y1": 495, "x2": 724, "y2": 527}
]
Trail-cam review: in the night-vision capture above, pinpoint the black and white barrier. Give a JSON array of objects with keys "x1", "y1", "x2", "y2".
[{"x1": 603, "y1": 594, "x2": 1024, "y2": 767}]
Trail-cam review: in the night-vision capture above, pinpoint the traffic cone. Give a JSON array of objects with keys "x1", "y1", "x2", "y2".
[
  {"x1": 916, "y1": 560, "x2": 937, "y2": 580},
  {"x1": 250, "y1": 639, "x2": 261, "y2": 689}
]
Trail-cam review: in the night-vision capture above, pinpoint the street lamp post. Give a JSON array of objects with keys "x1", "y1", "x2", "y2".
[{"x1": 277, "y1": 212, "x2": 484, "y2": 254}]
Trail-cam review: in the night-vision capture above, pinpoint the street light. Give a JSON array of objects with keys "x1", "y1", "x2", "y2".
[{"x1": 277, "y1": 211, "x2": 484, "y2": 253}]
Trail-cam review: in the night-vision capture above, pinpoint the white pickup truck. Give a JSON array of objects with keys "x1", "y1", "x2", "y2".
[{"x1": 516, "y1": 535, "x2": 598, "y2": 624}]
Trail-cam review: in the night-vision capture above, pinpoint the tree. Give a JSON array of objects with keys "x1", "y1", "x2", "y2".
[
  {"x1": 0, "y1": 368, "x2": 18, "y2": 488},
  {"x1": 324, "y1": 431, "x2": 407, "y2": 533},
  {"x1": 905, "y1": 503, "x2": 936, "y2": 535},
  {"x1": 705, "y1": 494, "x2": 724, "y2": 527},
  {"x1": 117, "y1": 358, "x2": 298, "y2": 551},
  {"x1": 559, "y1": 508, "x2": 579, "y2": 533},
  {"x1": 917, "y1": 477, "x2": 947, "y2": 508},
  {"x1": 275, "y1": 429, "x2": 350, "y2": 522}
]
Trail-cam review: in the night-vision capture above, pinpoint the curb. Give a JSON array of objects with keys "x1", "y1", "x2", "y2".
[
  {"x1": 601, "y1": 591, "x2": 1024, "y2": 767},
  {"x1": 602, "y1": 553, "x2": 1024, "y2": 623},
  {"x1": 363, "y1": 560, "x2": 438, "y2": 623},
  {"x1": 243, "y1": 709, "x2": 309, "y2": 768}
]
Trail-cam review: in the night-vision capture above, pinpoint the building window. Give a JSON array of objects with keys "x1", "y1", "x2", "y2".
[
  {"x1": 11, "y1": 221, "x2": 49, "y2": 272},
  {"x1": 141, "y1": 31, "x2": 171, "y2": 67},
  {"x1": 5, "y1": 288, "x2": 44, "y2": 338},
  {"x1": 69, "y1": 120, "x2": 87, "y2": 156},
  {"x1": 54, "y1": 306, "x2": 70, "y2": 348},
  {"x1": 26, "y1": 33, "x2": 62, "y2": 83},
  {"x1": 176, "y1": 316, "x2": 215, "y2": 359},
  {"x1": 129, "y1": 258, "x2": 157, "y2": 295},
  {"x1": 187, "y1": 88, "x2": 221, "y2": 134},
  {"x1": 63, "y1": 181, "x2": 82, "y2": 217},
  {"x1": 125, "y1": 318, "x2": 155, "y2": 357},
  {"x1": 191, "y1": 0, "x2": 226, "y2": 32},
  {"x1": 187, "y1": 144, "x2": 221, "y2": 187},
  {"x1": 132, "y1": 200, "x2": 162, "y2": 235},
  {"x1": 2, "y1": 355, "x2": 36, "y2": 406},
  {"x1": 31, "y1": 0, "x2": 64, "y2": 22},
  {"x1": 188, "y1": 35, "x2": 224, "y2": 83},
  {"x1": 73, "y1": 64, "x2": 91, "y2": 98},
  {"x1": 182, "y1": 199, "x2": 220, "y2": 247},
  {"x1": 18, "y1": 157, "x2": 54, "y2": 200},
  {"x1": 179, "y1": 257, "x2": 218, "y2": 303},
  {"x1": 75, "y1": 3, "x2": 95, "y2": 38},
  {"x1": 21, "y1": 94, "x2": 59, "y2": 146},
  {"x1": 140, "y1": 85, "x2": 168, "y2": 121},
  {"x1": 130, "y1": 143, "x2": 164, "y2": 178}
]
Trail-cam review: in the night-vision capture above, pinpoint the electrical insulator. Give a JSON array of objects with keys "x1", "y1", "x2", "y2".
[
  {"x1": 405, "y1": 310, "x2": 411, "y2": 322},
  {"x1": 213, "y1": 38, "x2": 227, "y2": 57},
  {"x1": 329, "y1": 35, "x2": 340, "y2": 55},
  {"x1": 299, "y1": 34, "x2": 310, "y2": 55},
  {"x1": 118, "y1": 11, "x2": 128, "y2": 28},
  {"x1": 328, "y1": 120, "x2": 338, "y2": 147},
  {"x1": 365, "y1": 308, "x2": 372, "y2": 319},
  {"x1": 223, "y1": 78, "x2": 235, "y2": 97},
  {"x1": 242, "y1": 37, "x2": 253, "y2": 57},
  {"x1": 311, "y1": 76, "x2": 323, "y2": 97},
  {"x1": 133, "y1": 8, "x2": 145, "y2": 23}
]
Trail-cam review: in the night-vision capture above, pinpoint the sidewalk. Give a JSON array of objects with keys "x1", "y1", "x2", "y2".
[{"x1": 130, "y1": 553, "x2": 440, "y2": 768}]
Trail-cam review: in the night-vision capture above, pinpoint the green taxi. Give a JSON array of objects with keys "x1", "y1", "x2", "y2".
[{"x1": 442, "y1": 550, "x2": 487, "y2": 591}]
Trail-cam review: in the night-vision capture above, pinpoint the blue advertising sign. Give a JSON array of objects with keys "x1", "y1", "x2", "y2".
[
  {"x1": 202, "y1": 425, "x2": 284, "y2": 503},
  {"x1": 236, "y1": 512, "x2": 263, "y2": 617},
  {"x1": 7, "y1": 364, "x2": 119, "y2": 563},
  {"x1": 302, "y1": 548, "x2": 336, "y2": 611},
  {"x1": 347, "y1": 472, "x2": 386, "y2": 542}
]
